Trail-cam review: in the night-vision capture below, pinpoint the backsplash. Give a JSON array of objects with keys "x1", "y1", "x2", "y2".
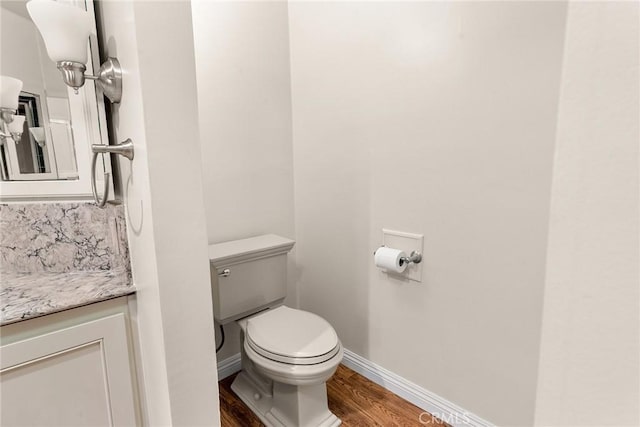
[{"x1": 0, "y1": 203, "x2": 130, "y2": 274}]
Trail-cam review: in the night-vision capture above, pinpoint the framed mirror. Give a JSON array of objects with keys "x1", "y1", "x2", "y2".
[{"x1": 0, "y1": 0, "x2": 113, "y2": 201}]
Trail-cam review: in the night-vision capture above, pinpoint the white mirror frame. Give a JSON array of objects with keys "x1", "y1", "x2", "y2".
[{"x1": 0, "y1": 0, "x2": 114, "y2": 202}]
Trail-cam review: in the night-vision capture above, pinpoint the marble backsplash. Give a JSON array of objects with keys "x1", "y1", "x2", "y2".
[{"x1": 0, "y1": 203, "x2": 130, "y2": 274}]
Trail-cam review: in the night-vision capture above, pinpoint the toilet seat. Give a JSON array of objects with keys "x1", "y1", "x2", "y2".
[
  {"x1": 247, "y1": 335, "x2": 341, "y2": 365},
  {"x1": 246, "y1": 306, "x2": 340, "y2": 366}
]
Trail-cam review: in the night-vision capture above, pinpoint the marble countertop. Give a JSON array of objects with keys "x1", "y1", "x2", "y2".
[{"x1": 0, "y1": 269, "x2": 135, "y2": 326}]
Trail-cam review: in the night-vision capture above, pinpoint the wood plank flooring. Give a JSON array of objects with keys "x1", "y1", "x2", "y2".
[{"x1": 219, "y1": 364, "x2": 448, "y2": 426}]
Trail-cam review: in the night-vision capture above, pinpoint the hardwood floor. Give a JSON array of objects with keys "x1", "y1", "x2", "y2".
[{"x1": 219, "y1": 364, "x2": 448, "y2": 426}]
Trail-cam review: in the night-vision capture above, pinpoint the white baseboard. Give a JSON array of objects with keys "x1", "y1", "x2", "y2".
[
  {"x1": 217, "y1": 353, "x2": 241, "y2": 380},
  {"x1": 216, "y1": 349, "x2": 492, "y2": 427},
  {"x1": 342, "y1": 349, "x2": 493, "y2": 427}
]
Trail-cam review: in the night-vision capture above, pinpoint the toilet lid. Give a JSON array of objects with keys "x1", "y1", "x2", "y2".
[{"x1": 246, "y1": 306, "x2": 339, "y2": 364}]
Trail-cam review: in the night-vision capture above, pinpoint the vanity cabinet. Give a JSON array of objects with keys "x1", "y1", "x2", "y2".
[{"x1": 0, "y1": 297, "x2": 139, "y2": 426}]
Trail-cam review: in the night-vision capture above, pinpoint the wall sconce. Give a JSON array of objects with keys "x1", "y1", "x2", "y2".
[
  {"x1": 29, "y1": 127, "x2": 47, "y2": 147},
  {"x1": 0, "y1": 76, "x2": 25, "y2": 144},
  {"x1": 3, "y1": 116, "x2": 26, "y2": 144},
  {"x1": 27, "y1": 0, "x2": 133, "y2": 208},
  {"x1": 27, "y1": 0, "x2": 122, "y2": 104}
]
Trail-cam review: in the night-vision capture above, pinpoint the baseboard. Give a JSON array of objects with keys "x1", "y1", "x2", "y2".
[
  {"x1": 217, "y1": 353, "x2": 241, "y2": 380},
  {"x1": 216, "y1": 349, "x2": 493, "y2": 427},
  {"x1": 342, "y1": 349, "x2": 493, "y2": 427}
]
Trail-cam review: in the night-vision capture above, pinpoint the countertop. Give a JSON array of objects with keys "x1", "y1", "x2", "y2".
[{"x1": 0, "y1": 269, "x2": 135, "y2": 326}]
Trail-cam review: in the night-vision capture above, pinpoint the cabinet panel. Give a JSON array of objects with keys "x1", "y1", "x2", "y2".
[
  {"x1": 2, "y1": 342, "x2": 111, "y2": 426},
  {"x1": 1, "y1": 313, "x2": 137, "y2": 426}
]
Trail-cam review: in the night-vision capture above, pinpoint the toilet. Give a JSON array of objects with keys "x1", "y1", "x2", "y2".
[{"x1": 209, "y1": 234, "x2": 343, "y2": 427}]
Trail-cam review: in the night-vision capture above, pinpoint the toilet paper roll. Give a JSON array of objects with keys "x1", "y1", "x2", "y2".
[{"x1": 374, "y1": 247, "x2": 407, "y2": 273}]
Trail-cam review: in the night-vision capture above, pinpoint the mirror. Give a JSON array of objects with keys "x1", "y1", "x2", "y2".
[
  {"x1": 2, "y1": 91, "x2": 77, "y2": 181},
  {"x1": 0, "y1": 0, "x2": 112, "y2": 200}
]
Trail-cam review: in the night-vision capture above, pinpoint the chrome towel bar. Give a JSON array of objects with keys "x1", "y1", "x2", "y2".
[{"x1": 91, "y1": 139, "x2": 134, "y2": 208}]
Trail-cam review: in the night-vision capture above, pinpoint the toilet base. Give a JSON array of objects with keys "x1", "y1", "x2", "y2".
[{"x1": 231, "y1": 371, "x2": 341, "y2": 427}]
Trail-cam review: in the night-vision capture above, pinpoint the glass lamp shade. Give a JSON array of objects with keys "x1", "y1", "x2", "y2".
[
  {"x1": 29, "y1": 127, "x2": 46, "y2": 144},
  {"x1": 1, "y1": 76, "x2": 23, "y2": 110},
  {"x1": 26, "y1": 0, "x2": 93, "y2": 64},
  {"x1": 8, "y1": 115, "x2": 26, "y2": 134}
]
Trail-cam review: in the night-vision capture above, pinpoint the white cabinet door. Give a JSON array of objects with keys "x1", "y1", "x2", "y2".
[{"x1": 1, "y1": 313, "x2": 137, "y2": 426}]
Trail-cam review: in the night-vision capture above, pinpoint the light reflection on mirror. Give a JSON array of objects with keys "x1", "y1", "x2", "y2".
[{"x1": 1, "y1": 0, "x2": 79, "y2": 181}]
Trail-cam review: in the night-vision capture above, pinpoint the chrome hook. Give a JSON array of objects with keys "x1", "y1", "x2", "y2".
[{"x1": 90, "y1": 139, "x2": 134, "y2": 208}]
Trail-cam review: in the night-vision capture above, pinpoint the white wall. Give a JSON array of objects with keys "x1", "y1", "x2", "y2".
[
  {"x1": 535, "y1": 2, "x2": 640, "y2": 426},
  {"x1": 96, "y1": 1, "x2": 219, "y2": 425},
  {"x1": 189, "y1": 3, "x2": 637, "y2": 426},
  {"x1": 192, "y1": 1, "x2": 295, "y2": 361},
  {"x1": 288, "y1": 2, "x2": 567, "y2": 425}
]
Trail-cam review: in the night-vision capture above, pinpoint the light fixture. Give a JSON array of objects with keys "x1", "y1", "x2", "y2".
[
  {"x1": 29, "y1": 127, "x2": 46, "y2": 147},
  {"x1": 0, "y1": 115, "x2": 25, "y2": 145},
  {"x1": 26, "y1": 0, "x2": 133, "y2": 208},
  {"x1": 1, "y1": 76, "x2": 22, "y2": 124},
  {"x1": 7, "y1": 116, "x2": 26, "y2": 142},
  {"x1": 27, "y1": 0, "x2": 122, "y2": 103},
  {"x1": 0, "y1": 76, "x2": 25, "y2": 144}
]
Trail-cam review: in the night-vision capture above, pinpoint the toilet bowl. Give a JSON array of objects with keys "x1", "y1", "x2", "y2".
[
  {"x1": 232, "y1": 306, "x2": 343, "y2": 427},
  {"x1": 208, "y1": 235, "x2": 342, "y2": 426}
]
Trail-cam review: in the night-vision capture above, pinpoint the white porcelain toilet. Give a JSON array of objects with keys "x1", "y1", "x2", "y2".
[{"x1": 209, "y1": 235, "x2": 343, "y2": 427}]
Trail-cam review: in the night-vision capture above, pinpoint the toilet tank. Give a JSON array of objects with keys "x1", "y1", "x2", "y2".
[{"x1": 208, "y1": 234, "x2": 295, "y2": 324}]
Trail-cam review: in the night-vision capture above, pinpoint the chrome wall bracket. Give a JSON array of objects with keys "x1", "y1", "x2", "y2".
[
  {"x1": 400, "y1": 251, "x2": 422, "y2": 266},
  {"x1": 58, "y1": 57, "x2": 122, "y2": 103},
  {"x1": 91, "y1": 139, "x2": 134, "y2": 208},
  {"x1": 0, "y1": 130, "x2": 22, "y2": 144}
]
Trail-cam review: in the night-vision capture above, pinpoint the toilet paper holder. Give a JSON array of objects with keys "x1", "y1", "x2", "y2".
[
  {"x1": 374, "y1": 246, "x2": 422, "y2": 266},
  {"x1": 401, "y1": 251, "x2": 423, "y2": 266}
]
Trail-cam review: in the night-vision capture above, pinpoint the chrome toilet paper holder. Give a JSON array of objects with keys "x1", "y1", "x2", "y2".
[
  {"x1": 401, "y1": 250, "x2": 422, "y2": 266},
  {"x1": 374, "y1": 246, "x2": 422, "y2": 266}
]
